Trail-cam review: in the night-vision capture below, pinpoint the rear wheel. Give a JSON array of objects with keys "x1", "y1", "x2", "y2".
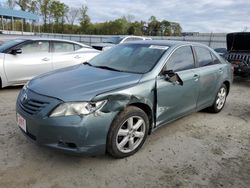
[
  {"x1": 107, "y1": 106, "x2": 149, "y2": 158},
  {"x1": 209, "y1": 84, "x2": 227, "y2": 113}
]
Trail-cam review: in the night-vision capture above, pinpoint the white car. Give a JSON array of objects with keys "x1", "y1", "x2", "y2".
[
  {"x1": 92, "y1": 36, "x2": 152, "y2": 51},
  {"x1": 0, "y1": 38, "x2": 100, "y2": 88}
]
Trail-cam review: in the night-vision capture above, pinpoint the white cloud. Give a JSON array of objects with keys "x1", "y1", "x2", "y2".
[
  {"x1": 1, "y1": 0, "x2": 249, "y2": 32},
  {"x1": 63, "y1": 0, "x2": 250, "y2": 32}
]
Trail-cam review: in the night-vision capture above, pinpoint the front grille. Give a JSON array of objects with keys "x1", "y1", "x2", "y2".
[
  {"x1": 19, "y1": 99, "x2": 49, "y2": 115},
  {"x1": 18, "y1": 88, "x2": 51, "y2": 115},
  {"x1": 225, "y1": 53, "x2": 250, "y2": 65}
]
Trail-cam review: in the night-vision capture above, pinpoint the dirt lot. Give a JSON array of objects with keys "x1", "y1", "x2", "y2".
[{"x1": 0, "y1": 77, "x2": 249, "y2": 188}]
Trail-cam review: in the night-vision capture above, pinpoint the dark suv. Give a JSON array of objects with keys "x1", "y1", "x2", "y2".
[{"x1": 225, "y1": 32, "x2": 250, "y2": 77}]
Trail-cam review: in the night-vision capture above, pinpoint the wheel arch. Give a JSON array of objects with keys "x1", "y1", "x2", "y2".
[
  {"x1": 223, "y1": 80, "x2": 230, "y2": 96},
  {"x1": 128, "y1": 102, "x2": 154, "y2": 134}
]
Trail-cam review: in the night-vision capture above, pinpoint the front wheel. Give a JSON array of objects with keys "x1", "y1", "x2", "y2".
[
  {"x1": 107, "y1": 106, "x2": 149, "y2": 158},
  {"x1": 209, "y1": 84, "x2": 227, "y2": 113}
]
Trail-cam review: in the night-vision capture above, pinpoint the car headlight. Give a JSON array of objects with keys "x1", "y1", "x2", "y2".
[
  {"x1": 23, "y1": 81, "x2": 30, "y2": 90},
  {"x1": 50, "y1": 100, "x2": 107, "y2": 117}
]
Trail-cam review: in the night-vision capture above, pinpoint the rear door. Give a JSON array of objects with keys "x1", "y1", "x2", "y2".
[
  {"x1": 4, "y1": 40, "x2": 52, "y2": 84},
  {"x1": 156, "y1": 46, "x2": 199, "y2": 126},
  {"x1": 193, "y1": 46, "x2": 224, "y2": 110},
  {"x1": 51, "y1": 41, "x2": 85, "y2": 70}
]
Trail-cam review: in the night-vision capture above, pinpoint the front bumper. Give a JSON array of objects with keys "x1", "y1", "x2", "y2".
[{"x1": 16, "y1": 88, "x2": 117, "y2": 155}]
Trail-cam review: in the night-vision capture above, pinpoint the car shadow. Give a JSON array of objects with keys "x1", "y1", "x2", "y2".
[
  {"x1": 233, "y1": 76, "x2": 250, "y2": 87},
  {"x1": 0, "y1": 85, "x2": 23, "y2": 91}
]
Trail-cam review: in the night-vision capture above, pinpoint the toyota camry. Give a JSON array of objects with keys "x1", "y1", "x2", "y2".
[{"x1": 16, "y1": 40, "x2": 233, "y2": 158}]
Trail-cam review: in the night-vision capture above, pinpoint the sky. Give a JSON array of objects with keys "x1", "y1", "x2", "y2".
[
  {"x1": 60, "y1": 0, "x2": 250, "y2": 33},
  {"x1": 1, "y1": 0, "x2": 250, "y2": 32}
]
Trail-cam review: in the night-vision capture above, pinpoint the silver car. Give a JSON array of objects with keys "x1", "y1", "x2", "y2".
[
  {"x1": 92, "y1": 36, "x2": 152, "y2": 51},
  {"x1": 0, "y1": 38, "x2": 100, "y2": 88}
]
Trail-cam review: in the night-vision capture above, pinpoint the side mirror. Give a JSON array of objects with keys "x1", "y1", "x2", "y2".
[
  {"x1": 11, "y1": 48, "x2": 22, "y2": 55},
  {"x1": 162, "y1": 70, "x2": 183, "y2": 86}
]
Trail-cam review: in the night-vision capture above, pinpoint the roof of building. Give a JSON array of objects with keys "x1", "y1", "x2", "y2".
[{"x1": 0, "y1": 7, "x2": 38, "y2": 21}]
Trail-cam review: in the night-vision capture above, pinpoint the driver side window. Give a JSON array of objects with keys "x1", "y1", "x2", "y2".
[
  {"x1": 165, "y1": 46, "x2": 195, "y2": 72},
  {"x1": 20, "y1": 41, "x2": 49, "y2": 54}
]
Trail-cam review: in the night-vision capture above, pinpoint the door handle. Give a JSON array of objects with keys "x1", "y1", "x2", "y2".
[
  {"x1": 74, "y1": 55, "x2": 81, "y2": 59},
  {"x1": 193, "y1": 74, "x2": 199, "y2": 81},
  {"x1": 219, "y1": 68, "x2": 223, "y2": 73},
  {"x1": 42, "y1": 57, "x2": 50, "y2": 61}
]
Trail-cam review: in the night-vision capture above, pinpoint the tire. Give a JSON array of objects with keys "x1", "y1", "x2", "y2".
[
  {"x1": 208, "y1": 84, "x2": 227, "y2": 113},
  {"x1": 107, "y1": 106, "x2": 149, "y2": 158}
]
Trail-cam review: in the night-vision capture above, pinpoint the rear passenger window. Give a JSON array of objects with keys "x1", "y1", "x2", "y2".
[
  {"x1": 195, "y1": 47, "x2": 215, "y2": 67},
  {"x1": 74, "y1": 44, "x2": 82, "y2": 51},
  {"x1": 54, "y1": 42, "x2": 74, "y2": 52},
  {"x1": 211, "y1": 53, "x2": 221, "y2": 65},
  {"x1": 166, "y1": 46, "x2": 195, "y2": 72}
]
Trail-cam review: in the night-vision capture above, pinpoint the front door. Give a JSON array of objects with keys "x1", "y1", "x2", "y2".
[
  {"x1": 4, "y1": 40, "x2": 52, "y2": 84},
  {"x1": 156, "y1": 46, "x2": 199, "y2": 126}
]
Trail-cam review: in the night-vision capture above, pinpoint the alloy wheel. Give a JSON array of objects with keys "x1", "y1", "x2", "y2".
[
  {"x1": 116, "y1": 116, "x2": 146, "y2": 153},
  {"x1": 216, "y1": 87, "x2": 226, "y2": 110}
]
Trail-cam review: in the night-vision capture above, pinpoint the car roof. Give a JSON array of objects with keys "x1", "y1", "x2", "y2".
[
  {"x1": 125, "y1": 40, "x2": 209, "y2": 48},
  {"x1": 15, "y1": 38, "x2": 91, "y2": 48}
]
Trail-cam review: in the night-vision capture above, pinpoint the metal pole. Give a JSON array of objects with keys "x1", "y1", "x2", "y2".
[
  {"x1": 11, "y1": 17, "x2": 14, "y2": 31},
  {"x1": 21, "y1": 19, "x2": 24, "y2": 35},
  {"x1": 30, "y1": 20, "x2": 32, "y2": 32},
  {"x1": 1, "y1": 15, "x2": 4, "y2": 30}
]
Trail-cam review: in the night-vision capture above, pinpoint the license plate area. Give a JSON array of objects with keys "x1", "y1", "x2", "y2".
[{"x1": 17, "y1": 113, "x2": 26, "y2": 132}]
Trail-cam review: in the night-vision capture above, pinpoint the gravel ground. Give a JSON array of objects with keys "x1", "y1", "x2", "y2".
[{"x1": 0, "y1": 77, "x2": 249, "y2": 188}]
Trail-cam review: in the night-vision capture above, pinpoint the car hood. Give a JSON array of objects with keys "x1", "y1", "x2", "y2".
[{"x1": 28, "y1": 64, "x2": 142, "y2": 101}]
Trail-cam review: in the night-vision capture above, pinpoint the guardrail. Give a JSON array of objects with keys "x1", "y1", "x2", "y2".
[
  {"x1": 0, "y1": 31, "x2": 227, "y2": 48},
  {"x1": 36, "y1": 33, "x2": 227, "y2": 48}
]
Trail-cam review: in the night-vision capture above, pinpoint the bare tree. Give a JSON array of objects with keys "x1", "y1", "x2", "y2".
[
  {"x1": 6, "y1": 0, "x2": 16, "y2": 9},
  {"x1": 66, "y1": 7, "x2": 80, "y2": 29}
]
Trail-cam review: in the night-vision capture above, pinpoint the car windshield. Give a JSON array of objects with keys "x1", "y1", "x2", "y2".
[
  {"x1": 89, "y1": 44, "x2": 169, "y2": 74},
  {"x1": 103, "y1": 37, "x2": 123, "y2": 44},
  {"x1": 0, "y1": 39, "x2": 25, "y2": 53}
]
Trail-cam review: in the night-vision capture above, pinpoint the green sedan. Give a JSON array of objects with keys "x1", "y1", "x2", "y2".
[{"x1": 16, "y1": 40, "x2": 233, "y2": 158}]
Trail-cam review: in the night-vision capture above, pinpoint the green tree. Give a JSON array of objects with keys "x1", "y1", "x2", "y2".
[
  {"x1": 38, "y1": 0, "x2": 53, "y2": 32},
  {"x1": 49, "y1": 0, "x2": 68, "y2": 33},
  {"x1": 148, "y1": 16, "x2": 161, "y2": 36},
  {"x1": 160, "y1": 20, "x2": 171, "y2": 36},
  {"x1": 79, "y1": 5, "x2": 90, "y2": 33},
  {"x1": 170, "y1": 22, "x2": 182, "y2": 36}
]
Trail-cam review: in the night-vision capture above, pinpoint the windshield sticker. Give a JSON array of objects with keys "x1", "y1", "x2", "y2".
[{"x1": 149, "y1": 45, "x2": 169, "y2": 50}]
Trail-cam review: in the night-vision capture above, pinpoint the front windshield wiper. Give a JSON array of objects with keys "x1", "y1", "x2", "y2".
[
  {"x1": 83, "y1": 62, "x2": 93, "y2": 66},
  {"x1": 94, "y1": 65, "x2": 123, "y2": 72}
]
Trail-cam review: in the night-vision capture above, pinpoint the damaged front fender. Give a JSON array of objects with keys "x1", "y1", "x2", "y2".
[{"x1": 93, "y1": 79, "x2": 157, "y2": 126}]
